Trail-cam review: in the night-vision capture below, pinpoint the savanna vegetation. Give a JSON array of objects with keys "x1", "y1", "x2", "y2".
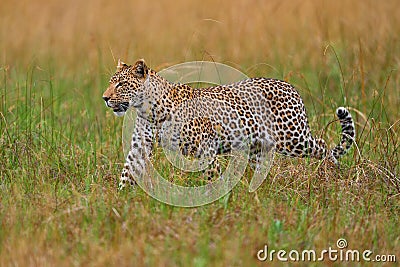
[{"x1": 0, "y1": 0, "x2": 399, "y2": 266}]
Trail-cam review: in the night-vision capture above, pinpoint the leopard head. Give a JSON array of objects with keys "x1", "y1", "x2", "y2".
[{"x1": 102, "y1": 59, "x2": 149, "y2": 116}]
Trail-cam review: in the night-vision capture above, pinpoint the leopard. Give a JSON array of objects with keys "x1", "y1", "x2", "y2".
[{"x1": 102, "y1": 59, "x2": 355, "y2": 189}]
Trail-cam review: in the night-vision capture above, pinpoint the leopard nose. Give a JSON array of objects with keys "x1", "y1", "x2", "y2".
[{"x1": 102, "y1": 96, "x2": 110, "y2": 102}]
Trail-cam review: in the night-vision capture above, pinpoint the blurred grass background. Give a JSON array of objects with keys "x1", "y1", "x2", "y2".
[{"x1": 0, "y1": 0, "x2": 399, "y2": 266}]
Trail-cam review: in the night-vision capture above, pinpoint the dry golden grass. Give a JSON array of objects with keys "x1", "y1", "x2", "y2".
[
  {"x1": 0, "y1": 0, "x2": 399, "y2": 266},
  {"x1": 1, "y1": 0, "x2": 399, "y2": 69}
]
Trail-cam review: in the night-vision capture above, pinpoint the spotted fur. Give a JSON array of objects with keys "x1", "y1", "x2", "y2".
[{"x1": 103, "y1": 59, "x2": 355, "y2": 189}]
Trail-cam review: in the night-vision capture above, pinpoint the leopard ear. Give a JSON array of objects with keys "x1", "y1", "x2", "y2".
[
  {"x1": 133, "y1": 59, "x2": 148, "y2": 79},
  {"x1": 117, "y1": 59, "x2": 129, "y2": 70}
]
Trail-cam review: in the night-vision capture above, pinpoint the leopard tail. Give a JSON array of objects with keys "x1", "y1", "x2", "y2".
[{"x1": 329, "y1": 107, "x2": 356, "y2": 163}]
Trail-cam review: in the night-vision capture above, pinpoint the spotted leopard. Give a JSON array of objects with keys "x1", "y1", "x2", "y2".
[{"x1": 102, "y1": 59, "x2": 355, "y2": 189}]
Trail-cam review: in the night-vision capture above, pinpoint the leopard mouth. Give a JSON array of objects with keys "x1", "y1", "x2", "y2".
[{"x1": 111, "y1": 102, "x2": 130, "y2": 116}]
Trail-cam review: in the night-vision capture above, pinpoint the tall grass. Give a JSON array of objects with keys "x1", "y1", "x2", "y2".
[{"x1": 0, "y1": 0, "x2": 399, "y2": 266}]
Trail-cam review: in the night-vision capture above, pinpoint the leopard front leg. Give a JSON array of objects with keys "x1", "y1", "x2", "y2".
[
  {"x1": 119, "y1": 117, "x2": 154, "y2": 190},
  {"x1": 118, "y1": 163, "x2": 136, "y2": 190}
]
